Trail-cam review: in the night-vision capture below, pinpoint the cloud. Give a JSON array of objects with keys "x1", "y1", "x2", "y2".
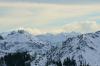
[
  {"x1": 0, "y1": 3, "x2": 100, "y2": 32},
  {"x1": 89, "y1": 16, "x2": 100, "y2": 20},
  {"x1": 25, "y1": 28, "x2": 46, "y2": 35},
  {"x1": 51, "y1": 21, "x2": 100, "y2": 33},
  {"x1": 26, "y1": 21, "x2": 100, "y2": 34},
  {"x1": 0, "y1": 3, "x2": 100, "y2": 24}
]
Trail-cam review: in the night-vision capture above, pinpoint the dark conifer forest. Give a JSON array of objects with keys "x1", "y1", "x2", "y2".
[
  {"x1": 0, "y1": 52, "x2": 90, "y2": 66},
  {"x1": 0, "y1": 52, "x2": 31, "y2": 66}
]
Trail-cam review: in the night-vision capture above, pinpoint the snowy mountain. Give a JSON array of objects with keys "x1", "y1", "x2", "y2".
[
  {"x1": 0, "y1": 30, "x2": 100, "y2": 66},
  {"x1": 36, "y1": 32, "x2": 80, "y2": 46},
  {"x1": 0, "y1": 30, "x2": 51, "y2": 57}
]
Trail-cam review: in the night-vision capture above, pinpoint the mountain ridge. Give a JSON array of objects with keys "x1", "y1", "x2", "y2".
[{"x1": 0, "y1": 29, "x2": 100, "y2": 66}]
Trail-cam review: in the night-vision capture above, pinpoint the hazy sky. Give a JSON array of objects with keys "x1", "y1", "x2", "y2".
[
  {"x1": 0, "y1": 0, "x2": 100, "y2": 34},
  {"x1": 0, "y1": 0, "x2": 100, "y2": 4}
]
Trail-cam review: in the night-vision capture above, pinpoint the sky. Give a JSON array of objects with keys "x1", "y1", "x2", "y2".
[{"x1": 0, "y1": 0, "x2": 100, "y2": 34}]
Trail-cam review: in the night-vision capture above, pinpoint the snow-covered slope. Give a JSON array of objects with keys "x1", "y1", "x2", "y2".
[
  {"x1": 60, "y1": 32, "x2": 100, "y2": 66},
  {"x1": 0, "y1": 30, "x2": 100, "y2": 66},
  {"x1": 36, "y1": 32, "x2": 79, "y2": 46},
  {"x1": 34, "y1": 31, "x2": 100, "y2": 66},
  {"x1": 0, "y1": 30, "x2": 51, "y2": 57}
]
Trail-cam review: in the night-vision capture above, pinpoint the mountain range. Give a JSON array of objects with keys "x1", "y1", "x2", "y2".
[{"x1": 0, "y1": 29, "x2": 100, "y2": 66}]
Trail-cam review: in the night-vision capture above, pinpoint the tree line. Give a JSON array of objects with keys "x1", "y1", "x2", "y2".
[
  {"x1": 0, "y1": 52, "x2": 31, "y2": 66},
  {"x1": 46, "y1": 57, "x2": 90, "y2": 66},
  {"x1": 0, "y1": 52, "x2": 90, "y2": 66}
]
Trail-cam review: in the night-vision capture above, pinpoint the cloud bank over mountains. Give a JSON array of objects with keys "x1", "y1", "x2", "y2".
[
  {"x1": 0, "y1": 2, "x2": 100, "y2": 34},
  {"x1": 25, "y1": 21, "x2": 100, "y2": 35}
]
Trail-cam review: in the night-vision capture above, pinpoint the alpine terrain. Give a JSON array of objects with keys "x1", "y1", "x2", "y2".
[{"x1": 0, "y1": 29, "x2": 100, "y2": 66}]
